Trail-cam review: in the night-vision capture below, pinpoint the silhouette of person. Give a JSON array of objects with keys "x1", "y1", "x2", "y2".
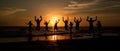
[
  {"x1": 74, "y1": 17, "x2": 82, "y2": 30},
  {"x1": 86, "y1": 16, "x2": 97, "y2": 33},
  {"x1": 44, "y1": 20, "x2": 50, "y2": 31},
  {"x1": 54, "y1": 19, "x2": 60, "y2": 31},
  {"x1": 97, "y1": 21, "x2": 102, "y2": 38},
  {"x1": 97, "y1": 21, "x2": 102, "y2": 32},
  {"x1": 62, "y1": 17, "x2": 69, "y2": 31},
  {"x1": 26, "y1": 21, "x2": 33, "y2": 42},
  {"x1": 26, "y1": 21, "x2": 33, "y2": 32},
  {"x1": 34, "y1": 16, "x2": 42, "y2": 31},
  {"x1": 69, "y1": 22, "x2": 73, "y2": 33}
]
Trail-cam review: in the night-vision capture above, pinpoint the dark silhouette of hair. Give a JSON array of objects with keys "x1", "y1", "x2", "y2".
[
  {"x1": 44, "y1": 20, "x2": 50, "y2": 31},
  {"x1": 54, "y1": 19, "x2": 60, "y2": 31},
  {"x1": 74, "y1": 17, "x2": 82, "y2": 30},
  {"x1": 62, "y1": 17, "x2": 69, "y2": 31},
  {"x1": 69, "y1": 22, "x2": 73, "y2": 33},
  {"x1": 86, "y1": 16, "x2": 97, "y2": 33},
  {"x1": 97, "y1": 21, "x2": 102, "y2": 32},
  {"x1": 34, "y1": 16, "x2": 42, "y2": 31}
]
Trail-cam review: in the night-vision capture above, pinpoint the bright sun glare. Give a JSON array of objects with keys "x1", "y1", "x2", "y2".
[
  {"x1": 47, "y1": 35, "x2": 66, "y2": 41},
  {"x1": 51, "y1": 16, "x2": 59, "y2": 25},
  {"x1": 52, "y1": 35, "x2": 57, "y2": 40}
]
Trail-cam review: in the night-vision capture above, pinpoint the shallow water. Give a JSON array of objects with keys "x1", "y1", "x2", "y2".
[
  {"x1": 0, "y1": 34, "x2": 93, "y2": 43},
  {"x1": 0, "y1": 27, "x2": 119, "y2": 43},
  {"x1": 0, "y1": 32, "x2": 119, "y2": 43}
]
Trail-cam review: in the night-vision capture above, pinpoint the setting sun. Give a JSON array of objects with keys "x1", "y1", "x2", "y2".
[
  {"x1": 51, "y1": 16, "x2": 60, "y2": 25},
  {"x1": 0, "y1": 0, "x2": 120, "y2": 50}
]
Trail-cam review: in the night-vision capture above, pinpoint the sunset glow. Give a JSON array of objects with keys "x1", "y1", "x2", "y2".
[
  {"x1": 52, "y1": 35, "x2": 57, "y2": 40},
  {"x1": 47, "y1": 35, "x2": 57, "y2": 40},
  {"x1": 51, "y1": 16, "x2": 60, "y2": 25},
  {"x1": 47, "y1": 35, "x2": 66, "y2": 41},
  {"x1": 0, "y1": 0, "x2": 120, "y2": 50},
  {"x1": 0, "y1": 0, "x2": 120, "y2": 26}
]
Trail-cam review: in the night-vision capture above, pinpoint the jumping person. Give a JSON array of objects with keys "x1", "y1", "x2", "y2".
[
  {"x1": 74, "y1": 17, "x2": 82, "y2": 30},
  {"x1": 69, "y1": 22, "x2": 73, "y2": 33},
  {"x1": 34, "y1": 16, "x2": 42, "y2": 31},
  {"x1": 86, "y1": 16, "x2": 97, "y2": 33},
  {"x1": 97, "y1": 21, "x2": 102, "y2": 32},
  {"x1": 54, "y1": 19, "x2": 60, "y2": 31},
  {"x1": 26, "y1": 21, "x2": 33, "y2": 32},
  {"x1": 62, "y1": 17, "x2": 69, "y2": 31},
  {"x1": 26, "y1": 21, "x2": 33, "y2": 42},
  {"x1": 44, "y1": 20, "x2": 50, "y2": 31}
]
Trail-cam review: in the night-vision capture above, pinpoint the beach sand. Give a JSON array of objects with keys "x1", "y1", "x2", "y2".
[{"x1": 0, "y1": 27, "x2": 120, "y2": 51}]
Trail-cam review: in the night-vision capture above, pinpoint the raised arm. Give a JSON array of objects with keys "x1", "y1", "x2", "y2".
[
  {"x1": 86, "y1": 16, "x2": 89, "y2": 21},
  {"x1": 74, "y1": 17, "x2": 76, "y2": 22},
  {"x1": 57, "y1": 19, "x2": 60, "y2": 23},
  {"x1": 34, "y1": 16, "x2": 37, "y2": 21},
  {"x1": 93, "y1": 16, "x2": 97, "y2": 21},
  {"x1": 40, "y1": 16, "x2": 42, "y2": 21},
  {"x1": 48, "y1": 20, "x2": 50, "y2": 23},
  {"x1": 62, "y1": 17, "x2": 64, "y2": 22},
  {"x1": 79, "y1": 17, "x2": 82, "y2": 22}
]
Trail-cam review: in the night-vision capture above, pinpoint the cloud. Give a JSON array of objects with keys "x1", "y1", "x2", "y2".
[
  {"x1": 64, "y1": 0, "x2": 97, "y2": 9},
  {"x1": 64, "y1": 0, "x2": 120, "y2": 14},
  {"x1": 0, "y1": 7, "x2": 27, "y2": 16}
]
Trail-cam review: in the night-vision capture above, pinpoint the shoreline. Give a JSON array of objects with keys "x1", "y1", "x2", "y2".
[{"x1": 0, "y1": 37, "x2": 120, "y2": 50}]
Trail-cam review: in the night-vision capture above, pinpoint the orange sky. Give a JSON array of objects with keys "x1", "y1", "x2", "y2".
[{"x1": 0, "y1": 0, "x2": 120, "y2": 26}]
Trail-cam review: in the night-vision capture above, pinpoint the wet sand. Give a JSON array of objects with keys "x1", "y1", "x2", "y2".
[
  {"x1": 0, "y1": 27, "x2": 120, "y2": 51},
  {"x1": 0, "y1": 36, "x2": 120, "y2": 51}
]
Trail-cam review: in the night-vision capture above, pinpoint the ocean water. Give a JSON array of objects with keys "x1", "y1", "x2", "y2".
[{"x1": 0, "y1": 26, "x2": 119, "y2": 43}]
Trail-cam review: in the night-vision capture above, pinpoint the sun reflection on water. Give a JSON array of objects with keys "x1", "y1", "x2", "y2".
[
  {"x1": 47, "y1": 35, "x2": 66, "y2": 41},
  {"x1": 52, "y1": 35, "x2": 57, "y2": 40}
]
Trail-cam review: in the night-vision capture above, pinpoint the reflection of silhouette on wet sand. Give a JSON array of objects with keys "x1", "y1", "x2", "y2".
[
  {"x1": 28, "y1": 32, "x2": 32, "y2": 42},
  {"x1": 0, "y1": 27, "x2": 120, "y2": 50},
  {"x1": 1, "y1": 36, "x2": 120, "y2": 50}
]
